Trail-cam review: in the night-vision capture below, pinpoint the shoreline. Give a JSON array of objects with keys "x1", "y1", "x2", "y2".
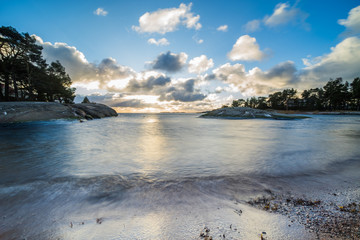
[{"x1": 245, "y1": 189, "x2": 360, "y2": 239}]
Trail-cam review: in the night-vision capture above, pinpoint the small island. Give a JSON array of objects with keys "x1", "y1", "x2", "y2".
[{"x1": 200, "y1": 106, "x2": 309, "y2": 120}]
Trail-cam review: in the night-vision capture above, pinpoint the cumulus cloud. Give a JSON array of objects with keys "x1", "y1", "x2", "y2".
[
  {"x1": 217, "y1": 25, "x2": 228, "y2": 32},
  {"x1": 212, "y1": 63, "x2": 246, "y2": 83},
  {"x1": 300, "y1": 37, "x2": 360, "y2": 86},
  {"x1": 159, "y1": 79, "x2": 206, "y2": 102},
  {"x1": 132, "y1": 3, "x2": 201, "y2": 34},
  {"x1": 126, "y1": 75, "x2": 171, "y2": 92},
  {"x1": 227, "y1": 35, "x2": 266, "y2": 61},
  {"x1": 338, "y1": 5, "x2": 360, "y2": 35},
  {"x1": 94, "y1": 8, "x2": 108, "y2": 16},
  {"x1": 147, "y1": 38, "x2": 170, "y2": 46},
  {"x1": 215, "y1": 36, "x2": 360, "y2": 95},
  {"x1": 34, "y1": 35, "x2": 136, "y2": 88},
  {"x1": 35, "y1": 36, "x2": 206, "y2": 105},
  {"x1": 212, "y1": 61, "x2": 298, "y2": 96},
  {"x1": 151, "y1": 51, "x2": 188, "y2": 72},
  {"x1": 215, "y1": 86, "x2": 224, "y2": 93},
  {"x1": 188, "y1": 55, "x2": 214, "y2": 74}
]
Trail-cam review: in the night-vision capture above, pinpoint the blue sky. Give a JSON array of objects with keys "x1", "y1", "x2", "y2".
[{"x1": 1, "y1": 0, "x2": 360, "y2": 112}]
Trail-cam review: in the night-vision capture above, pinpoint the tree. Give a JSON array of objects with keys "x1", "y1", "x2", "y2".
[
  {"x1": 350, "y1": 77, "x2": 360, "y2": 110},
  {"x1": 267, "y1": 91, "x2": 283, "y2": 109},
  {"x1": 0, "y1": 26, "x2": 75, "y2": 103},
  {"x1": 257, "y1": 97, "x2": 268, "y2": 109},
  {"x1": 282, "y1": 88, "x2": 297, "y2": 110},
  {"x1": 237, "y1": 99, "x2": 245, "y2": 107},
  {"x1": 46, "y1": 61, "x2": 75, "y2": 103},
  {"x1": 0, "y1": 26, "x2": 43, "y2": 101},
  {"x1": 231, "y1": 99, "x2": 240, "y2": 107},
  {"x1": 323, "y1": 78, "x2": 350, "y2": 110},
  {"x1": 301, "y1": 88, "x2": 324, "y2": 110}
]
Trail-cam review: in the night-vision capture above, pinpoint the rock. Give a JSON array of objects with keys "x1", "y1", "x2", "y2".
[
  {"x1": 70, "y1": 103, "x2": 118, "y2": 119},
  {"x1": 200, "y1": 107, "x2": 309, "y2": 120},
  {"x1": 82, "y1": 96, "x2": 90, "y2": 104},
  {"x1": 96, "y1": 218, "x2": 103, "y2": 224},
  {"x1": 0, "y1": 102, "x2": 118, "y2": 123}
]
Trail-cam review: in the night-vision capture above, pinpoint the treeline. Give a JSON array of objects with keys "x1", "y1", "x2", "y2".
[
  {"x1": 0, "y1": 26, "x2": 75, "y2": 103},
  {"x1": 226, "y1": 77, "x2": 360, "y2": 111}
]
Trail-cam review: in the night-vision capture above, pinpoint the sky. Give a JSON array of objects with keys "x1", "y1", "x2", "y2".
[{"x1": 1, "y1": 0, "x2": 360, "y2": 112}]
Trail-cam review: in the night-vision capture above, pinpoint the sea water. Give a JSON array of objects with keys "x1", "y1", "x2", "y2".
[{"x1": 0, "y1": 114, "x2": 359, "y2": 239}]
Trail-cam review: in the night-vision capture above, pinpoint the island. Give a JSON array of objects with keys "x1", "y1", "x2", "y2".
[
  {"x1": 200, "y1": 106, "x2": 309, "y2": 120},
  {"x1": 0, "y1": 102, "x2": 118, "y2": 123}
]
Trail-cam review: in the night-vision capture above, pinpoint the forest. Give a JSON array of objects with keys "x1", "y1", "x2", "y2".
[
  {"x1": 0, "y1": 26, "x2": 75, "y2": 103},
  {"x1": 227, "y1": 77, "x2": 360, "y2": 111}
]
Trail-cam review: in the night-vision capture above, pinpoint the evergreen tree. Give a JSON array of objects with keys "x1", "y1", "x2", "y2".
[
  {"x1": 0, "y1": 26, "x2": 75, "y2": 103},
  {"x1": 350, "y1": 77, "x2": 360, "y2": 110}
]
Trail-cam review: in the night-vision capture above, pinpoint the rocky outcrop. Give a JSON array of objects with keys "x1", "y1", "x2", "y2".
[
  {"x1": 69, "y1": 103, "x2": 118, "y2": 120},
  {"x1": 200, "y1": 107, "x2": 309, "y2": 120},
  {"x1": 0, "y1": 102, "x2": 118, "y2": 123}
]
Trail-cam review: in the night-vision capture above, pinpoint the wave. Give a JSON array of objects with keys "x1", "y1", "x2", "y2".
[{"x1": 1, "y1": 155, "x2": 359, "y2": 207}]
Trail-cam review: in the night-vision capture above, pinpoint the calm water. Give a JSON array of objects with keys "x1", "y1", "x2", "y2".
[{"x1": 0, "y1": 114, "x2": 360, "y2": 239}]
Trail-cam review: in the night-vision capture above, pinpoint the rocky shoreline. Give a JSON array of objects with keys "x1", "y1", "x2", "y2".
[
  {"x1": 200, "y1": 107, "x2": 309, "y2": 120},
  {"x1": 0, "y1": 102, "x2": 118, "y2": 123},
  {"x1": 245, "y1": 191, "x2": 360, "y2": 239}
]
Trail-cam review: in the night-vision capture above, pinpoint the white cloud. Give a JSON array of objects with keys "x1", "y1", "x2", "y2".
[
  {"x1": 264, "y1": 3, "x2": 297, "y2": 26},
  {"x1": 94, "y1": 8, "x2": 108, "y2": 16},
  {"x1": 197, "y1": 39, "x2": 204, "y2": 44},
  {"x1": 244, "y1": 20, "x2": 261, "y2": 32},
  {"x1": 264, "y1": 2, "x2": 308, "y2": 28},
  {"x1": 147, "y1": 38, "x2": 170, "y2": 46},
  {"x1": 188, "y1": 55, "x2": 214, "y2": 74},
  {"x1": 217, "y1": 25, "x2": 228, "y2": 32},
  {"x1": 33, "y1": 35, "x2": 211, "y2": 110},
  {"x1": 215, "y1": 86, "x2": 223, "y2": 93},
  {"x1": 212, "y1": 61, "x2": 298, "y2": 96},
  {"x1": 245, "y1": 2, "x2": 308, "y2": 31},
  {"x1": 132, "y1": 3, "x2": 201, "y2": 34},
  {"x1": 301, "y1": 37, "x2": 360, "y2": 86},
  {"x1": 215, "y1": 36, "x2": 360, "y2": 95},
  {"x1": 34, "y1": 35, "x2": 136, "y2": 88},
  {"x1": 338, "y1": 5, "x2": 360, "y2": 34},
  {"x1": 227, "y1": 35, "x2": 266, "y2": 61}
]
